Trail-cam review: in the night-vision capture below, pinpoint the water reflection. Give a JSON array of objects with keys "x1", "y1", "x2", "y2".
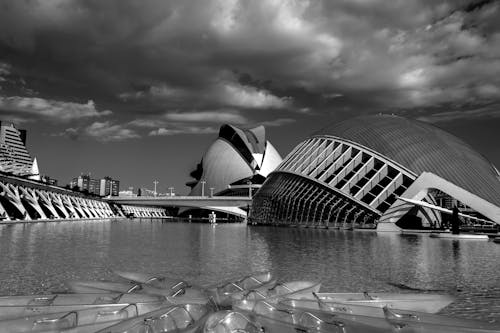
[{"x1": 0, "y1": 221, "x2": 499, "y2": 321}]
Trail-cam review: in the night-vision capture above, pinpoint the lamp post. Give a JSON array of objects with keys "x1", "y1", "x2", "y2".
[
  {"x1": 153, "y1": 180, "x2": 159, "y2": 197},
  {"x1": 169, "y1": 187, "x2": 175, "y2": 196},
  {"x1": 201, "y1": 180, "x2": 206, "y2": 197},
  {"x1": 209, "y1": 187, "x2": 214, "y2": 197}
]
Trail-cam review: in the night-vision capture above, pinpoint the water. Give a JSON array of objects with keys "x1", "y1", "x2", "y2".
[{"x1": 0, "y1": 219, "x2": 499, "y2": 322}]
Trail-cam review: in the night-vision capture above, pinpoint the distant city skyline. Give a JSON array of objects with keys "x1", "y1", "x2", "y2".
[{"x1": 0, "y1": 0, "x2": 499, "y2": 194}]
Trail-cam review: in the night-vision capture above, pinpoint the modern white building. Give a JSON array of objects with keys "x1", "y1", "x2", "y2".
[
  {"x1": 0, "y1": 121, "x2": 37, "y2": 177},
  {"x1": 186, "y1": 124, "x2": 282, "y2": 197},
  {"x1": 251, "y1": 115, "x2": 500, "y2": 230}
]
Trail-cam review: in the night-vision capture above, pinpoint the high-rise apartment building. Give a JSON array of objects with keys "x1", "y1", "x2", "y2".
[
  {"x1": 99, "y1": 176, "x2": 120, "y2": 196},
  {"x1": 0, "y1": 121, "x2": 34, "y2": 176},
  {"x1": 72, "y1": 174, "x2": 120, "y2": 196}
]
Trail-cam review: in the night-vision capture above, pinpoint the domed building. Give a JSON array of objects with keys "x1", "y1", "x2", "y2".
[
  {"x1": 186, "y1": 124, "x2": 282, "y2": 197},
  {"x1": 250, "y1": 114, "x2": 500, "y2": 230}
]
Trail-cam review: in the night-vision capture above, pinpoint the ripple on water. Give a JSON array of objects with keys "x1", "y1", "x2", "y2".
[{"x1": 0, "y1": 220, "x2": 499, "y2": 322}]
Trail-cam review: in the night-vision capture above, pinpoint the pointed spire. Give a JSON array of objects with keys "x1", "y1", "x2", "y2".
[{"x1": 28, "y1": 157, "x2": 41, "y2": 181}]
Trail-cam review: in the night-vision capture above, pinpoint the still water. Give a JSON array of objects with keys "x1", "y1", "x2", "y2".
[{"x1": 0, "y1": 219, "x2": 499, "y2": 322}]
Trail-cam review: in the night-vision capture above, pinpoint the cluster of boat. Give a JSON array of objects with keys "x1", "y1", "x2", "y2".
[{"x1": 0, "y1": 271, "x2": 499, "y2": 332}]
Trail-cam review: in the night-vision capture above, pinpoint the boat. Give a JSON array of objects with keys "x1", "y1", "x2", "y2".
[
  {"x1": 279, "y1": 297, "x2": 499, "y2": 329},
  {"x1": 0, "y1": 293, "x2": 163, "y2": 307},
  {"x1": 65, "y1": 280, "x2": 206, "y2": 299},
  {"x1": 276, "y1": 299, "x2": 500, "y2": 332},
  {"x1": 94, "y1": 303, "x2": 212, "y2": 333},
  {"x1": 287, "y1": 291, "x2": 455, "y2": 313},
  {"x1": 429, "y1": 233, "x2": 489, "y2": 240},
  {"x1": 113, "y1": 271, "x2": 192, "y2": 291},
  {"x1": 212, "y1": 302, "x2": 389, "y2": 333},
  {"x1": 114, "y1": 271, "x2": 208, "y2": 299},
  {"x1": 0, "y1": 300, "x2": 165, "y2": 321},
  {"x1": 0, "y1": 303, "x2": 140, "y2": 333},
  {"x1": 232, "y1": 281, "x2": 321, "y2": 303},
  {"x1": 205, "y1": 271, "x2": 276, "y2": 307}
]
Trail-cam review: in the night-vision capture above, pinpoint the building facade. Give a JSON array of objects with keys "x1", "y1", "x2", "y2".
[
  {"x1": 71, "y1": 174, "x2": 119, "y2": 196},
  {"x1": 100, "y1": 176, "x2": 120, "y2": 196},
  {"x1": 0, "y1": 121, "x2": 34, "y2": 176},
  {"x1": 186, "y1": 124, "x2": 282, "y2": 197},
  {"x1": 250, "y1": 115, "x2": 500, "y2": 230}
]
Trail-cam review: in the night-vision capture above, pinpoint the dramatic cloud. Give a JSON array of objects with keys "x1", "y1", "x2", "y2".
[
  {"x1": 215, "y1": 82, "x2": 291, "y2": 109},
  {"x1": 84, "y1": 121, "x2": 140, "y2": 142},
  {"x1": 149, "y1": 126, "x2": 219, "y2": 136},
  {"x1": 260, "y1": 118, "x2": 296, "y2": 127},
  {"x1": 164, "y1": 110, "x2": 248, "y2": 124},
  {"x1": 0, "y1": 97, "x2": 112, "y2": 122},
  {"x1": 1, "y1": 0, "x2": 499, "y2": 127},
  {"x1": 0, "y1": 62, "x2": 10, "y2": 83},
  {"x1": 417, "y1": 105, "x2": 500, "y2": 123}
]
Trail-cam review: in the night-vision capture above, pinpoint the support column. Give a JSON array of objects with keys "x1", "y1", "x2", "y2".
[
  {"x1": 51, "y1": 193, "x2": 71, "y2": 218},
  {"x1": 19, "y1": 187, "x2": 47, "y2": 220},
  {"x1": 0, "y1": 182, "x2": 31, "y2": 220},
  {"x1": 37, "y1": 190, "x2": 60, "y2": 219}
]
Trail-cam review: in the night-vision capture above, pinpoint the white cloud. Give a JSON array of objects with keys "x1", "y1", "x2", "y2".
[
  {"x1": 417, "y1": 106, "x2": 500, "y2": 123},
  {"x1": 119, "y1": 84, "x2": 188, "y2": 101},
  {"x1": 211, "y1": 0, "x2": 240, "y2": 34},
  {"x1": 128, "y1": 119, "x2": 165, "y2": 128},
  {"x1": 84, "y1": 121, "x2": 140, "y2": 142},
  {"x1": 399, "y1": 68, "x2": 428, "y2": 88},
  {"x1": 259, "y1": 118, "x2": 295, "y2": 127},
  {"x1": 164, "y1": 110, "x2": 248, "y2": 124},
  {"x1": 149, "y1": 126, "x2": 218, "y2": 136},
  {"x1": 0, "y1": 62, "x2": 11, "y2": 81},
  {"x1": 217, "y1": 82, "x2": 290, "y2": 109},
  {"x1": 0, "y1": 96, "x2": 112, "y2": 122}
]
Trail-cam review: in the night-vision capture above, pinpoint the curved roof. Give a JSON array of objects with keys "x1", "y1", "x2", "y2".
[
  {"x1": 189, "y1": 139, "x2": 254, "y2": 196},
  {"x1": 314, "y1": 114, "x2": 500, "y2": 206},
  {"x1": 187, "y1": 124, "x2": 283, "y2": 196}
]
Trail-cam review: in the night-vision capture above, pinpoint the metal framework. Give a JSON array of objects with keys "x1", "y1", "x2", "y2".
[{"x1": 250, "y1": 136, "x2": 415, "y2": 228}]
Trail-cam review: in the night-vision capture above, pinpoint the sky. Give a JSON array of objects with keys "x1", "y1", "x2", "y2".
[{"x1": 0, "y1": 0, "x2": 499, "y2": 195}]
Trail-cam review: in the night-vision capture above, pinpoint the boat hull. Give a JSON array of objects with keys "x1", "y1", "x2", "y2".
[
  {"x1": 0, "y1": 293, "x2": 162, "y2": 307},
  {"x1": 291, "y1": 292, "x2": 456, "y2": 313},
  {"x1": 0, "y1": 301, "x2": 164, "y2": 321},
  {"x1": 430, "y1": 233, "x2": 489, "y2": 240},
  {"x1": 66, "y1": 281, "x2": 206, "y2": 299}
]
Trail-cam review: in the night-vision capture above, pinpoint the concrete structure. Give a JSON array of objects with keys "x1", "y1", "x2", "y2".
[
  {"x1": 0, "y1": 173, "x2": 166, "y2": 221},
  {"x1": 250, "y1": 115, "x2": 500, "y2": 230},
  {"x1": 186, "y1": 124, "x2": 282, "y2": 197},
  {"x1": 0, "y1": 121, "x2": 35, "y2": 176},
  {"x1": 108, "y1": 196, "x2": 252, "y2": 218}
]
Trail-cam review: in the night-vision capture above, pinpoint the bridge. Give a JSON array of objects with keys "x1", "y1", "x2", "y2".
[{"x1": 106, "y1": 196, "x2": 253, "y2": 218}]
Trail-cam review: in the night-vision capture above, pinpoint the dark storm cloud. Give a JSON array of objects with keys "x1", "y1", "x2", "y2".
[{"x1": 1, "y1": 0, "x2": 499, "y2": 141}]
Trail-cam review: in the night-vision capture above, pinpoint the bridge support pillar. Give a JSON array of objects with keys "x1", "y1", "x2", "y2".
[
  {"x1": 0, "y1": 182, "x2": 31, "y2": 220},
  {"x1": 19, "y1": 187, "x2": 47, "y2": 220}
]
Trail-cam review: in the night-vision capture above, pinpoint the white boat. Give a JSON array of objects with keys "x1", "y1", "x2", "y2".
[
  {"x1": 0, "y1": 304, "x2": 140, "y2": 333},
  {"x1": 66, "y1": 280, "x2": 206, "y2": 300},
  {"x1": 275, "y1": 299, "x2": 500, "y2": 332},
  {"x1": 205, "y1": 306, "x2": 388, "y2": 333},
  {"x1": 232, "y1": 281, "x2": 321, "y2": 303},
  {"x1": 0, "y1": 301, "x2": 164, "y2": 321},
  {"x1": 429, "y1": 233, "x2": 489, "y2": 240},
  {"x1": 94, "y1": 303, "x2": 211, "y2": 333},
  {"x1": 0, "y1": 293, "x2": 162, "y2": 307},
  {"x1": 287, "y1": 291, "x2": 455, "y2": 313},
  {"x1": 206, "y1": 272, "x2": 276, "y2": 307}
]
